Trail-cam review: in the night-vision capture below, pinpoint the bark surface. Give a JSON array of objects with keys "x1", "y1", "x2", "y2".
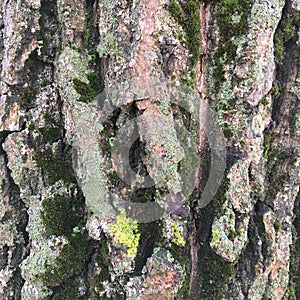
[{"x1": 0, "y1": 0, "x2": 299, "y2": 299}]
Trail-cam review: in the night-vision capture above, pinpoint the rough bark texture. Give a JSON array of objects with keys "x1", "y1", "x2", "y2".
[{"x1": 0, "y1": 0, "x2": 299, "y2": 299}]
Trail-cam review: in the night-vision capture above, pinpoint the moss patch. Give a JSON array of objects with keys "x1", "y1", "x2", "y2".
[
  {"x1": 199, "y1": 244, "x2": 236, "y2": 298},
  {"x1": 193, "y1": 175, "x2": 235, "y2": 297},
  {"x1": 52, "y1": 278, "x2": 81, "y2": 300},
  {"x1": 41, "y1": 231, "x2": 92, "y2": 287},
  {"x1": 270, "y1": 82, "x2": 282, "y2": 99},
  {"x1": 263, "y1": 131, "x2": 278, "y2": 160},
  {"x1": 34, "y1": 148, "x2": 76, "y2": 185},
  {"x1": 263, "y1": 129, "x2": 293, "y2": 201},
  {"x1": 169, "y1": 0, "x2": 201, "y2": 66},
  {"x1": 33, "y1": 113, "x2": 77, "y2": 186},
  {"x1": 38, "y1": 114, "x2": 63, "y2": 144},
  {"x1": 41, "y1": 195, "x2": 84, "y2": 236},
  {"x1": 33, "y1": 111, "x2": 92, "y2": 295},
  {"x1": 274, "y1": 219, "x2": 283, "y2": 233},
  {"x1": 73, "y1": 72, "x2": 101, "y2": 103},
  {"x1": 168, "y1": 237, "x2": 191, "y2": 299},
  {"x1": 274, "y1": 7, "x2": 300, "y2": 64},
  {"x1": 38, "y1": 0, "x2": 61, "y2": 61},
  {"x1": 40, "y1": 178, "x2": 90, "y2": 293},
  {"x1": 212, "y1": 0, "x2": 252, "y2": 90},
  {"x1": 93, "y1": 238, "x2": 110, "y2": 282}
]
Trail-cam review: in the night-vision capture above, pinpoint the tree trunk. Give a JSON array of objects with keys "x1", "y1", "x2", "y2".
[{"x1": 0, "y1": 0, "x2": 299, "y2": 299}]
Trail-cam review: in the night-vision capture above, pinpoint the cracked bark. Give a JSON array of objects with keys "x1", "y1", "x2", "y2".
[{"x1": 0, "y1": 0, "x2": 299, "y2": 299}]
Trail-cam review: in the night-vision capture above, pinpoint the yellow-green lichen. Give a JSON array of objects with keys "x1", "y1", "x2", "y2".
[
  {"x1": 109, "y1": 210, "x2": 140, "y2": 257},
  {"x1": 171, "y1": 222, "x2": 186, "y2": 247},
  {"x1": 210, "y1": 228, "x2": 221, "y2": 246}
]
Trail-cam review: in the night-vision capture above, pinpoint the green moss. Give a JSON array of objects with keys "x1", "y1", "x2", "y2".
[
  {"x1": 81, "y1": 2, "x2": 97, "y2": 54},
  {"x1": 263, "y1": 131, "x2": 278, "y2": 160},
  {"x1": 215, "y1": 0, "x2": 249, "y2": 37},
  {"x1": 222, "y1": 123, "x2": 234, "y2": 139},
  {"x1": 274, "y1": 220, "x2": 282, "y2": 233},
  {"x1": 274, "y1": 8, "x2": 300, "y2": 64},
  {"x1": 261, "y1": 96, "x2": 270, "y2": 106},
  {"x1": 199, "y1": 244, "x2": 236, "y2": 299},
  {"x1": 285, "y1": 285, "x2": 296, "y2": 300},
  {"x1": 212, "y1": 177, "x2": 230, "y2": 214},
  {"x1": 169, "y1": 0, "x2": 201, "y2": 67},
  {"x1": 180, "y1": 69, "x2": 197, "y2": 88},
  {"x1": 168, "y1": 238, "x2": 191, "y2": 299},
  {"x1": 107, "y1": 170, "x2": 122, "y2": 187},
  {"x1": 41, "y1": 79, "x2": 51, "y2": 87},
  {"x1": 41, "y1": 231, "x2": 92, "y2": 286},
  {"x1": 212, "y1": 59, "x2": 226, "y2": 87},
  {"x1": 28, "y1": 122, "x2": 35, "y2": 131},
  {"x1": 38, "y1": 114, "x2": 62, "y2": 144},
  {"x1": 42, "y1": 195, "x2": 84, "y2": 236},
  {"x1": 32, "y1": 96, "x2": 91, "y2": 295},
  {"x1": 263, "y1": 129, "x2": 294, "y2": 204},
  {"x1": 33, "y1": 113, "x2": 76, "y2": 185},
  {"x1": 90, "y1": 238, "x2": 112, "y2": 298},
  {"x1": 83, "y1": 29, "x2": 91, "y2": 44},
  {"x1": 34, "y1": 148, "x2": 76, "y2": 185},
  {"x1": 52, "y1": 278, "x2": 79, "y2": 300},
  {"x1": 38, "y1": 0, "x2": 60, "y2": 61},
  {"x1": 264, "y1": 147, "x2": 280, "y2": 162},
  {"x1": 94, "y1": 239, "x2": 110, "y2": 279},
  {"x1": 263, "y1": 129, "x2": 293, "y2": 167},
  {"x1": 176, "y1": 274, "x2": 192, "y2": 300},
  {"x1": 108, "y1": 210, "x2": 140, "y2": 257},
  {"x1": 73, "y1": 73, "x2": 101, "y2": 103},
  {"x1": 169, "y1": 1, "x2": 184, "y2": 21},
  {"x1": 193, "y1": 174, "x2": 235, "y2": 297},
  {"x1": 274, "y1": 34, "x2": 284, "y2": 64},
  {"x1": 38, "y1": 126, "x2": 61, "y2": 144},
  {"x1": 212, "y1": 0, "x2": 252, "y2": 89},
  {"x1": 270, "y1": 82, "x2": 282, "y2": 98},
  {"x1": 39, "y1": 177, "x2": 91, "y2": 295}
]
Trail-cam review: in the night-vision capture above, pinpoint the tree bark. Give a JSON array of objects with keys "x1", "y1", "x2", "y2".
[{"x1": 0, "y1": 0, "x2": 299, "y2": 299}]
